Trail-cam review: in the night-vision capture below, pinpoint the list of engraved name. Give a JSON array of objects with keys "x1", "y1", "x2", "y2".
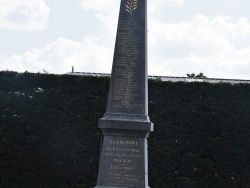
[{"x1": 112, "y1": 19, "x2": 142, "y2": 110}]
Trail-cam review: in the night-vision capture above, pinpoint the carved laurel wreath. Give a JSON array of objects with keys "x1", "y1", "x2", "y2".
[{"x1": 125, "y1": 0, "x2": 138, "y2": 15}]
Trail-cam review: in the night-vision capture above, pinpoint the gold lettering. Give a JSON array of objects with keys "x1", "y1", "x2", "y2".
[
  {"x1": 109, "y1": 140, "x2": 139, "y2": 145},
  {"x1": 111, "y1": 165, "x2": 135, "y2": 171}
]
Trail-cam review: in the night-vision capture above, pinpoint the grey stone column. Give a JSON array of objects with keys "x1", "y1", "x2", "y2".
[{"x1": 95, "y1": 0, "x2": 153, "y2": 187}]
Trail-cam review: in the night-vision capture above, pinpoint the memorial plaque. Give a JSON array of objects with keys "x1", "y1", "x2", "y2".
[
  {"x1": 95, "y1": 0, "x2": 153, "y2": 187},
  {"x1": 96, "y1": 137, "x2": 148, "y2": 187}
]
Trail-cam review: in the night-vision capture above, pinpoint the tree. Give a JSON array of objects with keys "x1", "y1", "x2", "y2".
[
  {"x1": 195, "y1": 72, "x2": 207, "y2": 79},
  {"x1": 187, "y1": 73, "x2": 196, "y2": 78},
  {"x1": 187, "y1": 72, "x2": 207, "y2": 79}
]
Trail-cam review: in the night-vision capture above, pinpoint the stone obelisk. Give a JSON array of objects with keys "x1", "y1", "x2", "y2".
[{"x1": 95, "y1": 0, "x2": 153, "y2": 187}]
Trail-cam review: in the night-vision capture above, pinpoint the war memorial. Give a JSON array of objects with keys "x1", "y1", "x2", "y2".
[
  {"x1": 95, "y1": 0, "x2": 154, "y2": 187},
  {"x1": 0, "y1": 0, "x2": 249, "y2": 187}
]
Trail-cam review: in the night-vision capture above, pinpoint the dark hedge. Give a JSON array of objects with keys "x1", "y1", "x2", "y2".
[{"x1": 0, "y1": 71, "x2": 249, "y2": 188}]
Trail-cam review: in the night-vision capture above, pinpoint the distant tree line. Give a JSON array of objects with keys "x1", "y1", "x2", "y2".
[{"x1": 187, "y1": 72, "x2": 207, "y2": 79}]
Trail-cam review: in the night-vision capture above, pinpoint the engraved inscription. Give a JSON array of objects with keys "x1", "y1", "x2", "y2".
[
  {"x1": 103, "y1": 137, "x2": 144, "y2": 187},
  {"x1": 112, "y1": 18, "x2": 144, "y2": 111}
]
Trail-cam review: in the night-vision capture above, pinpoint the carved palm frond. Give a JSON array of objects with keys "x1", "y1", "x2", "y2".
[{"x1": 125, "y1": 0, "x2": 138, "y2": 15}]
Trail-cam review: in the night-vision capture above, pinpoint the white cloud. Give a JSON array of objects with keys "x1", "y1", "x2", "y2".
[
  {"x1": 79, "y1": 0, "x2": 187, "y2": 35},
  {"x1": 148, "y1": 0, "x2": 188, "y2": 14},
  {"x1": 2, "y1": 2, "x2": 250, "y2": 80},
  {"x1": 0, "y1": 0, "x2": 50, "y2": 31},
  {"x1": 2, "y1": 37, "x2": 113, "y2": 74},
  {"x1": 3, "y1": 13, "x2": 250, "y2": 79},
  {"x1": 148, "y1": 14, "x2": 250, "y2": 79},
  {"x1": 80, "y1": 0, "x2": 118, "y2": 12},
  {"x1": 80, "y1": 0, "x2": 119, "y2": 36},
  {"x1": 80, "y1": 0, "x2": 186, "y2": 12},
  {"x1": 150, "y1": 0, "x2": 187, "y2": 8}
]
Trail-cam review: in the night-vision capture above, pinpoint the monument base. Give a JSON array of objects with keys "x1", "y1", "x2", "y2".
[
  {"x1": 94, "y1": 114, "x2": 153, "y2": 188},
  {"x1": 95, "y1": 186, "x2": 150, "y2": 188}
]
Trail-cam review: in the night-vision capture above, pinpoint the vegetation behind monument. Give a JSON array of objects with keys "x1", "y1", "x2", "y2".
[{"x1": 0, "y1": 71, "x2": 249, "y2": 188}]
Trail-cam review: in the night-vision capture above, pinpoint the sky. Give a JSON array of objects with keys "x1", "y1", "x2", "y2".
[{"x1": 0, "y1": 0, "x2": 250, "y2": 79}]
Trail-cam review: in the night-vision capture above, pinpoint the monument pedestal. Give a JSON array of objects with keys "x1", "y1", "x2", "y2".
[{"x1": 95, "y1": 114, "x2": 153, "y2": 188}]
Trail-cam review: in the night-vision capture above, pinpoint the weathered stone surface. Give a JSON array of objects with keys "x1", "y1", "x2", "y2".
[
  {"x1": 95, "y1": 0, "x2": 153, "y2": 187},
  {"x1": 106, "y1": 0, "x2": 148, "y2": 116}
]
